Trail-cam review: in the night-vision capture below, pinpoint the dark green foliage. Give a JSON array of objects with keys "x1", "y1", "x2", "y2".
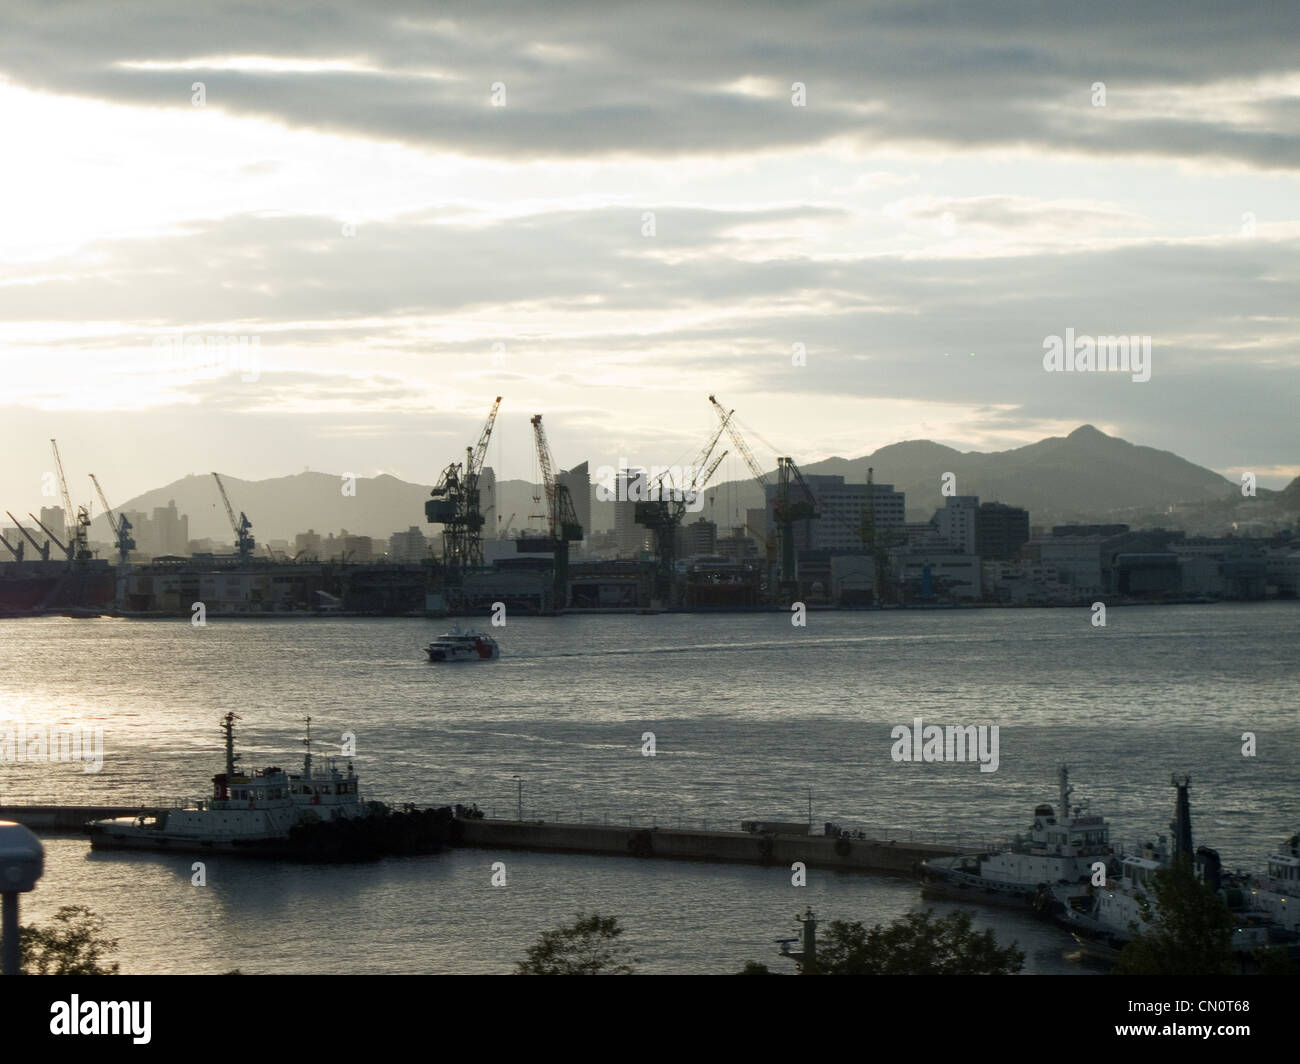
[
  {"x1": 19, "y1": 905, "x2": 120, "y2": 975},
  {"x1": 1113, "y1": 857, "x2": 1238, "y2": 975},
  {"x1": 516, "y1": 912, "x2": 639, "y2": 975},
  {"x1": 806, "y1": 908, "x2": 1024, "y2": 975}
]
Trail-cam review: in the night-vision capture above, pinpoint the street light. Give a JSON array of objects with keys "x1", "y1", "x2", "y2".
[{"x1": 0, "y1": 820, "x2": 44, "y2": 976}]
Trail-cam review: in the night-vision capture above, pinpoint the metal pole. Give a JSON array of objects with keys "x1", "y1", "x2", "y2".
[{"x1": 2, "y1": 892, "x2": 19, "y2": 975}]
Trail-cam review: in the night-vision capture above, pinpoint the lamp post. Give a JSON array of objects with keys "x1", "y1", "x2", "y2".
[{"x1": 0, "y1": 821, "x2": 44, "y2": 976}]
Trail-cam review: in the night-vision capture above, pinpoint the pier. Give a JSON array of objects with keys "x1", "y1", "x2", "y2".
[
  {"x1": 456, "y1": 817, "x2": 961, "y2": 874},
  {"x1": 2, "y1": 804, "x2": 965, "y2": 874}
]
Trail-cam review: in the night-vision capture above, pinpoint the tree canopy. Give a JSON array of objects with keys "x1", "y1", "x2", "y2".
[
  {"x1": 19, "y1": 905, "x2": 121, "y2": 975},
  {"x1": 516, "y1": 913, "x2": 639, "y2": 975},
  {"x1": 804, "y1": 908, "x2": 1023, "y2": 975},
  {"x1": 1112, "y1": 857, "x2": 1237, "y2": 975}
]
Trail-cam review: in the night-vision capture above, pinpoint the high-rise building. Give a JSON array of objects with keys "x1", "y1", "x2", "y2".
[
  {"x1": 295, "y1": 529, "x2": 323, "y2": 558},
  {"x1": 681, "y1": 517, "x2": 717, "y2": 557},
  {"x1": 557, "y1": 462, "x2": 590, "y2": 540},
  {"x1": 151, "y1": 500, "x2": 189, "y2": 556},
  {"x1": 934, "y1": 496, "x2": 979, "y2": 554},
  {"x1": 765, "y1": 473, "x2": 905, "y2": 553},
  {"x1": 975, "y1": 502, "x2": 1030, "y2": 560},
  {"x1": 40, "y1": 506, "x2": 67, "y2": 536},
  {"x1": 387, "y1": 526, "x2": 429, "y2": 562},
  {"x1": 614, "y1": 468, "x2": 649, "y2": 556}
]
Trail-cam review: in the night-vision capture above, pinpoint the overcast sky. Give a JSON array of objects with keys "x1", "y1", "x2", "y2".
[{"x1": 1, "y1": 0, "x2": 1297, "y2": 519}]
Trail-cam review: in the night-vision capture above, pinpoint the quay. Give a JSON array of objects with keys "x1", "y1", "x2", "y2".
[
  {"x1": 0, "y1": 805, "x2": 163, "y2": 832},
  {"x1": 2, "y1": 804, "x2": 965, "y2": 875},
  {"x1": 456, "y1": 817, "x2": 961, "y2": 874}
]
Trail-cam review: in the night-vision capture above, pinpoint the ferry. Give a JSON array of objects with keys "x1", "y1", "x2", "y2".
[
  {"x1": 426, "y1": 626, "x2": 500, "y2": 662},
  {"x1": 919, "y1": 766, "x2": 1115, "y2": 910},
  {"x1": 89, "y1": 714, "x2": 367, "y2": 855}
]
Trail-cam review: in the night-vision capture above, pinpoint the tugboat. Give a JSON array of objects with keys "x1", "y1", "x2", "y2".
[
  {"x1": 919, "y1": 765, "x2": 1115, "y2": 910},
  {"x1": 1249, "y1": 831, "x2": 1300, "y2": 934},
  {"x1": 425, "y1": 625, "x2": 500, "y2": 662},
  {"x1": 1054, "y1": 776, "x2": 1285, "y2": 960},
  {"x1": 88, "y1": 713, "x2": 376, "y2": 857}
]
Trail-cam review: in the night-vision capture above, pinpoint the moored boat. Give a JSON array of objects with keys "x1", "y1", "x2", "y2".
[
  {"x1": 919, "y1": 765, "x2": 1115, "y2": 911},
  {"x1": 88, "y1": 714, "x2": 451, "y2": 860}
]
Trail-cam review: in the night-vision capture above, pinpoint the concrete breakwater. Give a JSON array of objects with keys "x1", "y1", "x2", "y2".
[
  {"x1": 455, "y1": 818, "x2": 961, "y2": 874},
  {"x1": 0, "y1": 805, "x2": 158, "y2": 831}
]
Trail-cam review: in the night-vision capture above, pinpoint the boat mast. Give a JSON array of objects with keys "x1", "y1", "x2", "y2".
[
  {"x1": 221, "y1": 712, "x2": 241, "y2": 779},
  {"x1": 303, "y1": 715, "x2": 313, "y2": 778},
  {"x1": 1058, "y1": 764, "x2": 1072, "y2": 823}
]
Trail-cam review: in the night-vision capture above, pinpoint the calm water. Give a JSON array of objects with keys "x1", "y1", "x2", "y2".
[{"x1": 1, "y1": 604, "x2": 1296, "y2": 974}]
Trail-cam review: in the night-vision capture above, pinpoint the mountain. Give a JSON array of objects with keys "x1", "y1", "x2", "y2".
[{"x1": 91, "y1": 425, "x2": 1244, "y2": 545}]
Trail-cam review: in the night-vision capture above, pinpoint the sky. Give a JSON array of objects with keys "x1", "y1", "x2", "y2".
[{"x1": 1, "y1": 0, "x2": 1298, "y2": 519}]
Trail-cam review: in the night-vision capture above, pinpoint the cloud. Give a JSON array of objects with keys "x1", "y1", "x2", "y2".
[{"x1": 1, "y1": 1, "x2": 1298, "y2": 168}]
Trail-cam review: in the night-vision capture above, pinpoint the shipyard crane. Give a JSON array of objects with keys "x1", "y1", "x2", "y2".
[
  {"x1": 211, "y1": 472, "x2": 256, "y2": 561},
  {"x1": 515, "y1": 414, "x2": 582, "y2": 607},
  {"x1": 858, "y1": 467, "x2": 906, "y2": 605},
  {"x1": 707, "y1": 395, "x2": 818, "y2": 599},
  {"x1": 426, "y1": 396, "x2": 502, "y2": 572},
  {"x1": 50, "y1": 439, "x2": 92, "y2": 563},
  {"x1": 633, "y1": 413, "x2": 731, "y2": 605},
  {"x1": 9, "y1": 513, "x2": 52, "y2": 561},
  {"x1": 23, "y1": 513, "x2": 64, "y2": 561},
  {"x1": 89, "y1": 474, "x2": 135, "y2": 564}
]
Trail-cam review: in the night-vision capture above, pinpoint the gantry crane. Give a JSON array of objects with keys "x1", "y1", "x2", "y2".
[
  {"x1": 211, "y1": 472, "x2": 256, "y2": 561},
  {"x1": 858, "y1": 467, "x2": 906, "y2": 604},
  {"x1": 89, "y1": 474, "x2": 135, "y2": 564},
  {"x1": 633, "y1": 413, "x2": 731, "y2": 605},
  {"x1": 426, "y1": 397, "x2": 502, "y2": 572},
  {"x1": 4, "y1": 512, "x2": 52, "y2": 561},
  {"x1": 515, "y1": 414, "x2": 582, "y2": 607},
  {"x1": 50, "y1": 439, "x2": 92, "y2": 563},
  {"x1": 708, "y1": 395, "x2": 819, "y2": 600}
]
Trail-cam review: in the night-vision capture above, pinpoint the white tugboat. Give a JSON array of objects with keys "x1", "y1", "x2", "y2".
[
  {"x1": 919, "y1": 766, "x2": 1114, "y2": 910},
  {"x1": 1054, "y1": 776, "x2": 1282, "y2": 959},
  {"x1": 89, "y1": 714, "x2": 366, "y2": 855},
  {"x1": 1249, "y1": 831, "x2": 1300, "y2": 934},
  {"x1": 425, "y1": 625, "x2": 500, "y2": 662}
]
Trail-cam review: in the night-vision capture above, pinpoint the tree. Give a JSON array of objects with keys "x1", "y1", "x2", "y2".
[
  {"x1": 738, "y1": 960, "x2": 774, "y2": 974},
  {"x1": 1112, "y1": 857, "x2": 1236, "y2": 975},
  {"x1": 516, "y1": 913, "x2": 639, "y2": 975},
  {"x1": 806, "y1": 909, "x2": 1023, "y2": 975},
  {"x1": 20, "y1": 905, "x2": 120, "y2": 975}
]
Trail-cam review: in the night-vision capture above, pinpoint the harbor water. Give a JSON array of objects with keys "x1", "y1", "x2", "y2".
[{"x1": 1, "y1": 604, "x2": 1296, "y2": 974}]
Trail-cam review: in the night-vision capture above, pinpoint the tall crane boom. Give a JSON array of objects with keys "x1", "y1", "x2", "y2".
[
  {"x1": 516, "y1": 414, "x2": 581, "y2": 608},
  {"x1": 49, "y1": 439, "x2": 91, "y2": 562},
  {"x1": 89, "y1": 474, "x2": 135, "y2": 564},
  {"x1": 7, "y1": 513, "x2": 51, "y2": 561},
  {"x1": 211, "y1": 472, "x2": 255, "y2": 561},
  {"x1": 708, "y1": 395, "x2": 769, "y2": 487}
]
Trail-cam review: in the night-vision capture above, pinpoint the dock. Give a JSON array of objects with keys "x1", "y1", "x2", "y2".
[
  {"x1": 0, "y1": 805, "x2": 162, "y2": 832},
  {"x1": 2, "y1": 805, "x2": 965, "y2": 875},
  {"x1": 456, "y1": 818, "x2": 961, "y2": 874}
]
